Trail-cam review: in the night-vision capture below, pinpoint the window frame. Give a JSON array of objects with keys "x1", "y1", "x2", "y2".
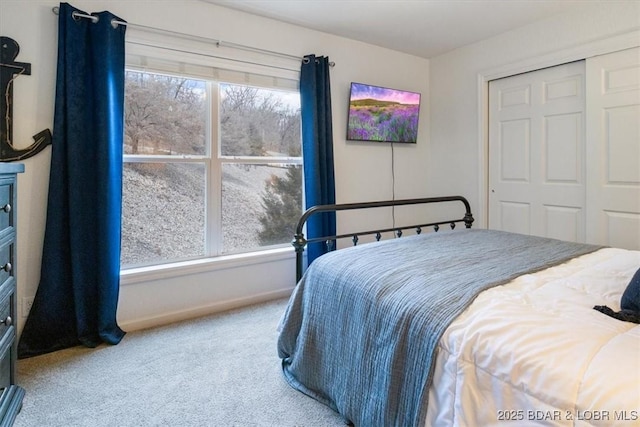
[{"x1": 121, "y1": 66, "x2": 303, "y2": 271}]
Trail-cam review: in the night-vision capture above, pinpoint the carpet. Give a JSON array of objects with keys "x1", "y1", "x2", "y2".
[{"x1": 14, "y1": 298, "x2": 345, "y2": 427}]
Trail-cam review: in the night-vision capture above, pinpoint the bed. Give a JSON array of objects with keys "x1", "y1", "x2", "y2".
[{"x1": 277, "y1": 196, "x2": 640, "y2": 426}]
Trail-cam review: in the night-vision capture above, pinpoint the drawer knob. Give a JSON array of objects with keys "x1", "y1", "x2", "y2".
[
  {"x1": 1, "y1": 263, "x2": 10, "y2": 273},
  {"x1": 1, "y1": 316, "x2": 11, "y2": 327},
  {"x1": 1, "y1": 204, "x2": 10, "y2": 213}
]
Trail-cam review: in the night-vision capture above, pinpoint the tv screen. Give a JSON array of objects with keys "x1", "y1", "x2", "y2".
[{"x1": 346, "y1": 82, "x2": 421, "y2": 143}]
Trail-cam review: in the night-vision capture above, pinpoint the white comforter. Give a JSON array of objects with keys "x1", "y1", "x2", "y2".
[{"x1": 426, "y1": 248, "x2": 640, "y2": 426}]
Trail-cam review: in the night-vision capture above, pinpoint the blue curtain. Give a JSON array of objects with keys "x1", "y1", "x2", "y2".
[
  {"x1": 18, "y1": 3, "x2": 127, "y2": 358},
  {"x1": 300, "y1": 55, "x2": 336, "y2": 266}
]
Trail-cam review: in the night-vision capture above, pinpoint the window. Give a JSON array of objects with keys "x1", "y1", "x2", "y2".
[{"x1": 121, "y1": 69, "x2": 302, "y2": 268}]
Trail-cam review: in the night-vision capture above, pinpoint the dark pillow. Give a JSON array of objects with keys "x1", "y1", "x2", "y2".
[
  {"x1": 593, "y1": 266, "x2": 640, "y2": 324},
  {"x1": 621, "y1": 267, "x2": 640, "y2": 312}
]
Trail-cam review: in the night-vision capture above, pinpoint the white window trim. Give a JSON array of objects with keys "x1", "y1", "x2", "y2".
[
  {"x1": 121, "y1": 37, "x2": 303, "y2": 272},
  {"x1": 120, "y1": 246, "x2": 295, "y2": 285}
]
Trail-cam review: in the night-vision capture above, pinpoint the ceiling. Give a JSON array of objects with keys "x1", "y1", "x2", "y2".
[{"x1": 202, "y1": 0, "x2": 592, "y2": 58}]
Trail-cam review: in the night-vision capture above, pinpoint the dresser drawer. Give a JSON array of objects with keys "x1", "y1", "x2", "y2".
[
  {"x1": 0, "y1": 344, "x2": 9, "y2": 391},
  {"x1": 0, "y1": 313, "x2": 13, "y2": 392},
  {"x1": 0, "y1": 295, "x2": 10, "y2": 348},
  {"x1": 0, "y1": 242, "x2": 12, "y2": 290},
  {"x1": 0, "y1": 183, "x2": 12, "y2": 239}
]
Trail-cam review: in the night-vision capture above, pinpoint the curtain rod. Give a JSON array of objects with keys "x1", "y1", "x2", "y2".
[{"x1": 51, "y1": 6, "x2": 335, "y2": 67}]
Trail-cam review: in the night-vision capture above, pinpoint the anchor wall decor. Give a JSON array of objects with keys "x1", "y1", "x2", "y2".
[{"x1": 0, "y1": 36, "x2": 52, "y2": 162}]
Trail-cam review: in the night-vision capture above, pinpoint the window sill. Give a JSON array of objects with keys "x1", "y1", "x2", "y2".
[{"x1": 120, "y1": 247, "x2": 295, "y2": 286}]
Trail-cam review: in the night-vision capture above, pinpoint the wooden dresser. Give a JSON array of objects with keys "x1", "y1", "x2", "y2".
[{"x1": 0, "y1": 163, "x2": 24, "y2": 426}]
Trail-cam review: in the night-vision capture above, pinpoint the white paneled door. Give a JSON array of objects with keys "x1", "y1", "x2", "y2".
[
  {"x1": 489, "y1": 61, "x2": 586, "y2": 242},
  {"x1": 489, "y1": 48, "x2": 640, "y2": 250},
  {"x1": 586, "y1": 47, "x2": 640, "y2": 250}
]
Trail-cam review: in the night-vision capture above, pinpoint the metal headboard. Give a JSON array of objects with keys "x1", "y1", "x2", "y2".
[{"x1": 292, "y1": 195, "x2": 474, "y2": 281}]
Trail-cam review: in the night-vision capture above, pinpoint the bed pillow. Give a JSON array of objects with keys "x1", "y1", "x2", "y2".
[
  {"x1": 593, "y1": 267, "x2": 640, "y2": 323},
  {"x1": 621, "y1": 267, "x2": 640, "y2": 312}
]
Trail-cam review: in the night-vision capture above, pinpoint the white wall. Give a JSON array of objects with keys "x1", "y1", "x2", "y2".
[
  {"x1": 429, "y1": 1, "x2": 640, "y2": 228},
  {"x1": 0, "y1": 0, "x2": 430, "y2": 333}
]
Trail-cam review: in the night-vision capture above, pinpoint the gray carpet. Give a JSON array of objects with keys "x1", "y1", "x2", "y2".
[{"x1": 14, "y1": 299, "x2": 346, "y2": 427}]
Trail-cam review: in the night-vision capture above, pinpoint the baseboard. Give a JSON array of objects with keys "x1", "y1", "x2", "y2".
[{"x1": 118, "y1": 287, "x2": 294, "y2": 332}]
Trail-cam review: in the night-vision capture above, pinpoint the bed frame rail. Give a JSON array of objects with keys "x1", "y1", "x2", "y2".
[{"x1": 293, "y1": 195, "x2": 474, "y2": 281}]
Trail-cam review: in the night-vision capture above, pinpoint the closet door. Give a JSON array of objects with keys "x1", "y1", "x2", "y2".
[
  {"x1": 586, "y1": 47, "x2": 640, "y2": 250},
  {"x1": 488, "y1": 61, "x2": 586, "y2": 242}
]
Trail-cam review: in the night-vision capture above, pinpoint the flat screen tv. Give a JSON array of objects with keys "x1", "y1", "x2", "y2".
[{"x1": 346, "y1": 82, "x2": 421, "y2": 143}]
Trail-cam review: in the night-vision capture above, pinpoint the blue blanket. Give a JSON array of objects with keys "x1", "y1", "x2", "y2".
[{"x1": 277, "y1": 229, "x2": 602, "y2": 426}]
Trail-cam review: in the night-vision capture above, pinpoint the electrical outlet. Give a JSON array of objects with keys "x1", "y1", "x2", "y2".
[{"x1": 22, "y1": 296, "x2": 34, "y2": 317}]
